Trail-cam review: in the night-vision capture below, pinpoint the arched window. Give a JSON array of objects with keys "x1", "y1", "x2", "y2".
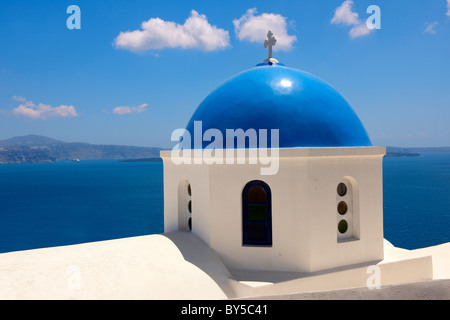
[
  {"x1": 242, "y1": 180, "x2": 272, "y2": 246},
  {"x1": 336, "y1": 177, "x2": 360, "y2": 242},
  {"x1": 178, "y1": 179, "x2": 192, "y2": 232}
]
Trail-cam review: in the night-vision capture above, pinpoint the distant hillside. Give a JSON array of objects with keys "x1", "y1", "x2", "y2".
[
  {"x1": 1, "y1": 135, "x2": 448, "y2": 163},
  {"x1": 0, "y1": 134, "x2": 161, "y2": 164},
  {"x1": 0, "y1": 134, "x2": 62, "y2": 147}
]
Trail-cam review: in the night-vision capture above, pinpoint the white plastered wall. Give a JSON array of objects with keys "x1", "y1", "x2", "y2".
[
  {"x1": 305, "y1": 152, "x2": 385, "y2": 272},
  {"x1": 160, "y1": 147, "x2": 385, "y2": 273},
  {"x1": 161, "y1": 156, "x2": 211, "y2": 245},
  {"x1": 207, "y1": 155, "x2": 310, "y2": 272}
]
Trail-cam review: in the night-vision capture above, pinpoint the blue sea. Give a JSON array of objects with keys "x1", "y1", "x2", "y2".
[
  {"x1": 383, "y1": 153, "x2": 450, "y2": 249},
  {"x1": 0, "y1": 153, "x2": 449, "y2": 253}
]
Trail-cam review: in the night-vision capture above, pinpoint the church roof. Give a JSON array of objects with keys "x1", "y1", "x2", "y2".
[{"x1": 185, "y1": 62, "x2": 372, "y2": 149}]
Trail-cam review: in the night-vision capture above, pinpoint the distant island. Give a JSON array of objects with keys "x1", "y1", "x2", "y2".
[
  {"x1": 385, "y1": 147, "x2": 420, "y2": 157},
  {"x1": 385, "y1": 152, "x2": 420, "y2": 157},
  {"x1": 0, "y1": 134, "x2": 161, "y2": 164},
  {"x1": 1, "y1": 134, "x2": 449, "y2": 163},
  {"x1": 119, "y1": 158, "x2": 162, "y2": 163},
  {"x1": 385, "y1": 146, "x2": 450, "y2": 157}
]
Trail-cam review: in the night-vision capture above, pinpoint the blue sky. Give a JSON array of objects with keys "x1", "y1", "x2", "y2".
[{"x1": 0, "y1": 0, "x2": 449, "y2": 148}]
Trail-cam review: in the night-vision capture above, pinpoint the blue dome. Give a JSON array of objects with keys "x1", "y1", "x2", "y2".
[{"x1": 185, "y1": 63, "x2": 372, "y2": 149}]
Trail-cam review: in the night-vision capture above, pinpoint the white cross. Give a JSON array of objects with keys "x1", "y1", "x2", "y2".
[{"x1": 264, "y1": 31, "x2": 277, "y2": 60}]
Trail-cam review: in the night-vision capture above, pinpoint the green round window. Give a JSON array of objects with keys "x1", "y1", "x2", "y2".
[{"x1": 338, "y1": 220, "x2": 348, "y2": 234}]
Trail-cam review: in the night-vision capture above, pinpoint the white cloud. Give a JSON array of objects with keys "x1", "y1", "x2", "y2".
[
  {"x1": 114, "y1": 10, "x2": 230, "y2": 52},
  {"x1": 447, "y1": 0, "x2": 450, "y2": 16},
  {"x1": 424, "y1": 21, "x2": 438, "y2": 34},
  {"x1": 12, "y1": 98, "x2": 78, "y2": 120},
  {"x1": 112, "y1": 103, "x2": 148, "y2": 115},
  {"x1": 331, "y1": 0, "x2": 360, "y2": 26},
  {"x1": 12, "y1": 96, "x2": 27, "y2": 102},
  {"x1": 349, "y1": 23, "x2": 372, "y2": 38},
  {"x1": 233, "y1": 8, "x2": 297, "y2": 50},
  {"x1": 331, "y1": 0, "x2": 373, "y2": 39}
]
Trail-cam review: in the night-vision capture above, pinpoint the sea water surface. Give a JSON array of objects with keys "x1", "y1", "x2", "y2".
[
  {"x1": 383, "y1": 153, "x2": 450, "y2": 249},
  {"x1": 0, "y1": 159, "x2": 163, "y2": 253},
  {"x1": 0, "y1": 154, "x2": 449, "y2": 253}
]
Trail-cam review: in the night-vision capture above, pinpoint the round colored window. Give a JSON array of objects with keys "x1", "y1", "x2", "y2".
[
  {"x1": 338, "y1": 220, "x2": 348, "y2": 234},
  {"x1": 337, "y1": 201, "x2": 348, "y2": 215},
  {"x1": 337, "y1": 183, "x2": 347, "y2": 197}
]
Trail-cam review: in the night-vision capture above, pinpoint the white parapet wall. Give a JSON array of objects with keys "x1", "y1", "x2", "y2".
[{"x1": 0, "y1": 232, "x2": 445, "y2": 299}]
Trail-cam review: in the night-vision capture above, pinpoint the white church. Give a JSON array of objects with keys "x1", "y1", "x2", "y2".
[
  {"x1": 161, "y1": 31, "x2": 385, "y2": 274},
  {"x1": 0, "y1": 32, "x2": 447, "y2": 300}
]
